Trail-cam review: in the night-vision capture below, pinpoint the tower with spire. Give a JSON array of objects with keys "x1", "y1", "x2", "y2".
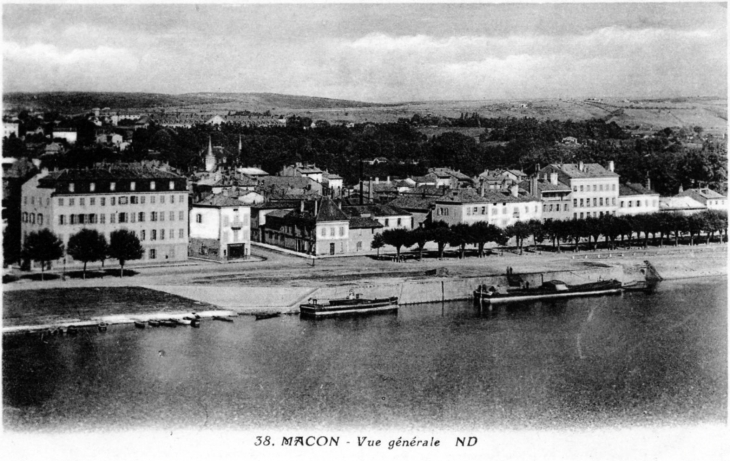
[{"x1": 205, "y1": 136, "x2": 216, "y2": 172}]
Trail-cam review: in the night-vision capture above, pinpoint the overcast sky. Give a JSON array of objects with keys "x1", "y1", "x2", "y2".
[{"x1": 3, "y1": 3, "x2": 727, "y2": 102}]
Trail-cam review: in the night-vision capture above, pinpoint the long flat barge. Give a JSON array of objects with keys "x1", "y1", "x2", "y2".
[
  {"x1": 474, "y1": 280, "x2": 623, "y2": 305},
  {"x1": 300, "y1": 294, "x2": 398, "y2": 318}
]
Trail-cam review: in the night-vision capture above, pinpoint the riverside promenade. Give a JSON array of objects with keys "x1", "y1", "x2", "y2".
[{"x1": 3, "y1": 243, "x2": 727, "y2": 332}]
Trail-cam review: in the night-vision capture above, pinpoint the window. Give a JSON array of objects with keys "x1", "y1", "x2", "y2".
[
  {"x1": 70, "y1": 214, "x2": 77, "y2": 225},
  {"x1": 130, "y1": 181, "x2": 136, "y2": 191},
  {"x1": 593, "y1": 198, "x2": 597, "y2": 206},
  {"x1": 69, "y1": 183, "x2": 75, "y2": 192},
  {"x1": 180, "y1": 195, "x2": 185, "y2": 203},
  {"x1": 141, "y1": 230, "x2": 146, "y2": 241},
  {"x1": 169, "y1": 211, "x2": 175, "y2": 221},
  {"x1": 79, "y1": 198, "x2": 85, "y2": 206},
  {"x1": 397, "y1": 218, "x2": 402, "y2": 226},
  {"x1": 151, "y1": 230, "x2": 157, "y2": 240},
  {"x1": 171, "y1": 195, "x2": 175, "y2": 203},
  {"x1": 151, "y1": 196, "x2": 156, "y2": 204},
  {"x1": 573, "y1": 199, "x2": 577, "y2": 207},
  {"x1": 329, "y1": 227, "x2": 335, "y2": 237},
  {"x1": 130, "y1": 196, "x2": 138, "y2": 204},
  {"x1": 385, "y1": 219, "x2": 390, "y2": 227},
  {"x1": 179, "y1": 211, "x2": 185, "y2": 220},
  {"x1": 138, "y1": 212, "x2": 145, "y2": 222},
  {"x1": 593, "y1": 185, "x2": 597, "y2": 191},
  {"x1": 195, "y1": 214, "x2": 201, "y2": 223},
  {"x1": 160, "y1": 212, "x2": 165, "y2": 222},
  {"x1": 100, "y1": 197, "x2": 105, "y2": 206},
  {"x1": 110, "y1": 182, "x2": 116, "y2": 191},
  {"x1": 599, "y1": 198, "x2": 603, "y2": 206},
  {"x1": 69, "y1": 198, "x2": 75, "y2": 206},
  {"x1": 90, "y1": 198, "x2": 96, "y2": 206},
  {"x1": 620, "y1": 201, "x2": 624, "y2": 208},
  {"x1": 119, "y1": 197, "x2": 128, "y2": 205},
  {"x1": 339, "y1": 227, "x2": 344, "y2": 236},
  {"x1": 580, "y1": 212, "x2": 584, "y2": 219},
  {"x1": 628, "y1": 201, "x2": 632, "y2": 207},
  {"x1": 90, "y1": 182, "x2": 96, "y2": 192},
  {"x1": 161, "y1": 229, "x2": 165, "y2": 240},
  {"x1": 224, "y1": 216, "x2": 229, "y2": 227},
  {"x1": 580, "y1": 199, "x2": 584, "y2": 207},
  {"x1": 89, "y1": 214, "x2": 97, "y2": 224},
  {"x1": 321, "y1": 228, "x2": 326, "y2": 237},
  {"x1": 59, "y1": 198, "x2": 64, "y2": 206},
  {"x1": 22, "y1": 212, "x2": 28, "y2": 222},
  {"x1": 179, "y1": 229, "x2": 184, "y2": 239},
  {"x1": 31, "y1": 197, "x2": 35, "y2": 205},
  {"x1": 59, "y1": 215, "x2": 65, "y2": 225},
  {"x1": 481, "y1": 207, "x2": 486, "y2": 214},
  {"x1": 169, "y1": 181, "x2": 175, "y2": 190},
  {"x1": 599, "y1": 184, "x2": 603, "y2": 191},
  {"x1": 169, "y1": 248, "x2": 175, "y2": 259},
  {"x1": 151, "y1": 212, "x2": 158, "y2": 222},
  {"x1": 149, "y1": 249, "x2": 156, "y2": 259},
  {"x1": 131, "y1": 213, "x2": 136, "y2": 223},
  {"x1": 24, "y1": 196, "x2": 27, "y2": 205},
  {"x1": 37, "y1": 214, "x2": 43, "y2": 225},
  {"x1": 357, "y1": 242, "x2": 362, "y2": 251},
  {"x1": 141, "y1": 196, "x2": 146, "y2": 204},
  {"x1": 466, "y1": 207, "x2": 471, "y2": 216},
  {"x1": 100, "y1": 214, "x2": 106, "y2": 224},
  {"x1": 150, "y1": 181, "x2": 156, "y2": 191},
  {"x1": 580, "y1": 185, "x2": 584, "y2": 192},
  {"x1": 111, "y1": 197, "x2": 116, "y2": 206},
  {"x1": 502, "y1": 207, "x2": 507, "y2": 215},
  {"x1": 612, "y1": 184, "x2": 616, "y2": 191},
  {"x1": 549, "y1": 204, "x2": 553, "y2": 212},
  {"x1": 110, "y1": 214, "x2": 116, "y2": 223},
  {"x1": 160, "y1": 196, "x2": 165, "y2": 204},
  {"x1": 573, "y1": 186, "x2": 577, "y2": 192},
  {"x1": 46, "y1": 198, "x2": 50, "y2": 207}
]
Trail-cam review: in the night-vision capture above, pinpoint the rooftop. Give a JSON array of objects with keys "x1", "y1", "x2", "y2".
[
  {"x1": 349, "y1": 216, "x2": 384, "y2": 229},
  {"x1": 550, "y1": 163, "x2": 619, "y2": 179},
  {"x1": 619, "y1": 183, "x2": 658, "y2": 196},
  {"x1": 194, "y1": 195, "x2": 246, "y2": 208}
]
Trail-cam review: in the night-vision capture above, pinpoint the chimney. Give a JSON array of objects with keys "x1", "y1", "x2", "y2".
[
  {"x1": 375, "y1": 177, "x2": 379, "y2": 184},
  {"x1": 531, "y1": 176, "x2": 538, "y2": 195},
  {"x1": 338, "y1": 200, "x2": 342, "y2": 210},
  {"x1": 608, "y1": 160, "x2": 615, "y2": 172},
  {"x1": 300, "y1": 200, "x2": 304, "y2": 212},
  {"x1": 578, "y1": 161, "x2": 584, "y2": 172},
  {"x1": 510, "y1": 184, "x2": 519, "y2": 197},
  {"x1": 480, "y1": 182, "x2": 485, "y2": 197},
  {"x1": 314, "y1": 199, "x2": 319, "y2": 216},
  {"x1": 387, "y1": 176, "x2": 390, "y2": 183},
  {"x1": 369, "y1": 178, "x2": 373, "y2": 201},
  {"x1": 646, "y1": 177, "x2": 651, "y2": 191},
  {"x1": 550, "y1": 172, "x2": 558, "y2": 186}
]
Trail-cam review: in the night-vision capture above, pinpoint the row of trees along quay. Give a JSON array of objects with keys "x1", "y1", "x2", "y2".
[
  {"x1": 21, "y1": 228, "x2": 143, "y2": 280},
  {"x1": 372, "y1": 210, "x2": 728, "y2": 260}
]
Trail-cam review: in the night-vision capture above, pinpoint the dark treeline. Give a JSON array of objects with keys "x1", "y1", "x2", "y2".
[
  {"x1": 377, "y1": 210, "x2": 728, "y2": 260},
  {"x1": 16, "y1": 114, "x2": 727, "y2": 196}
]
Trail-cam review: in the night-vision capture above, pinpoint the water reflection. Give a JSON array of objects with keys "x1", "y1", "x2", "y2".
[{"x1": 3, "y1": 278, "x2": 727, "y2": 430}]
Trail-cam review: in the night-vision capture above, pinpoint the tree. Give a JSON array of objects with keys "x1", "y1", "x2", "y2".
[
  {"x1": 528, "y1": 219, "x2": 546, "y2": 250},
  {"x1": 108, "y1": 229, "x2": 143, "y2": 277},
  {"x1": 429, "y1": 222, "x2": 452, "y2": 260},
  {"x1": 505, "y1": 221, "x2": 531, "y2": 255},
  {"x1": 3, "y1": 225, "x2": 21, "y2": 266},
  {"x1": 470, "y1": 221, "x2": 503, "y2": 257},
  {"x1": 409, "y1": 227, "x2": 432, "y2": 261},
  {"x1": 67, "y1": 229, "x2": 108, "y2": 279},
  {"x1": 21, "y1": 229, "x2": 64, "y2": 281},
  {"x1": 371, "y1": 233, "x2": 385, "y2": 257},
  {"x1": 448, "y1": 223, "x2": 473, "y2": 259},
  {"x1": 381, "y1": 228, "x2": 412, "y2": 260}
]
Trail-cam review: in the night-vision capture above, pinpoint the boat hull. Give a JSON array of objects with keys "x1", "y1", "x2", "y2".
[
  {"x1": 300, "y1": 297, "x2": 398, "y2": 318},
  {"x1": 474, "y1": 281, "x2": 623, "y2": 305}
]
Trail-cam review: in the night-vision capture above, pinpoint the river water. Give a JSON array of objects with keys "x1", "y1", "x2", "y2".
[{"x1": 3, "y1": 278, "x2": 726, "y2": 431}]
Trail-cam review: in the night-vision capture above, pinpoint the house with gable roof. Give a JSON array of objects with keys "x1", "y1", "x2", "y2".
[
  {"x1": 678, "y1": 188, "x2": 727, "y2": 211},
  {"x1": 189, "y1": 194, "x2": 251, "y2": 261}
]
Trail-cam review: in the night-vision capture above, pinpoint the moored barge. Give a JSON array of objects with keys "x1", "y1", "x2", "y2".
[
  {"x1": 300, "y1": 292, "x2": 398, "y2": 318},
  {"x1": 474, "y1": 279, "x2": 623, "y2": 305}
]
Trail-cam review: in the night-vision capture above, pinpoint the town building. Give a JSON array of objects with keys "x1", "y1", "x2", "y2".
[
  {"x1": 678, "y1": 188, "x2": 727, "y2": 211},
  {"x1": 658, "y1": 196, "x2": 706, "y2": 215},
  {"x1": 433, "y1": 186, "x2": 542, "y2": 228},
  {"x1": 388, "y1": 195, "x2": 438, "y2": 228},
  {"x1": 322, "y1": 171, "x2": 343, "y2": 197},
  {"x1": 189, "y1": 195, "x2": 251, "y2": 261},
  {"x1": 428, "y1": 167, "x2": 475, "y2": 188},
  {"x1": 52, "y1": 127, "x2": 77, "y2": 144},
  {"x1": 539, "y1": 161, "x2": 619, "y2": 219},
  {"x1": 3, "y1": 122, "x2": 20, "y2": 138},
  {"x1": 20, "y1": 165, "x2": 189, "y2": 268},
  {"x1": 279, "y1": 162, "x2": 324, "y2": 183},
  {"x1": 521, "y1": 173, "x2": 573, "y2": 221},
  {"x1": 343, "y1": 203, "x2": 413, "y2": 230},
  {"x1": 616, "y1": 183, "x2": 660, "y2": 216}
]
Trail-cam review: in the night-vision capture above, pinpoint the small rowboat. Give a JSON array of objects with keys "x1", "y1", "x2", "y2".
[
  {"x1": 66, "y1": 326, "x2": 79, "y2": 336},
  {"x1": 191, "y1": 318, "x2": 201, "y2": 328},
  {"x1": 213, "y1": 316, "x2": 234, "y2": 323},
  {"x1": 174, "y1": 318, "x2": 192, "y2": 326},
  {"x1": 97, "y1": 322, "x2": 109, "y2": 332},
  {"x1": 159, "y1": 320, "x2": 177, "y2": 328},
  {"x1": 148, "y1": 320, "x2": 161, "y2": 327},
  {"x1": 134, "y1": 320, "x2": 146, "y2": 329}
]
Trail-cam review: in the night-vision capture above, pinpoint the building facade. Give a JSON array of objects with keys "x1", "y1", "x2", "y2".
[
  {"x1": 433, "y1": 187, "x2": 542, "y2": 228},
  {"x1": 539, "y1": 161, "x2": 619, "y2": 219},
  {"x1": 21, "y1": 166, "x2": 189, "y2": 267},
  {"x1": 616, "y1": 183, "x2": 660, "y2": 216},
  {"x1": 189, "y1": 195, "x2": 251, "y2": 261}
]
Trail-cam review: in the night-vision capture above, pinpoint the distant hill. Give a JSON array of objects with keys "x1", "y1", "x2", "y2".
[
  {"x1": 182, "y1": 92, "x2": 384, "y2": 110},
  {"x1": 3, "y1": 91, "x2": 236, "y2": 113}
]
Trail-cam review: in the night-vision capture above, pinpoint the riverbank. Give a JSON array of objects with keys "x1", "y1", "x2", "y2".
[{"x1": 3, "y1": 245, "x2": 726, "y2": 333}]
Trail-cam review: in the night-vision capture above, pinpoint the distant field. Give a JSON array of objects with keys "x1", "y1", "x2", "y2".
[{"x1": 3, "y1": 91, "x2": 726, "y2": 131}]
